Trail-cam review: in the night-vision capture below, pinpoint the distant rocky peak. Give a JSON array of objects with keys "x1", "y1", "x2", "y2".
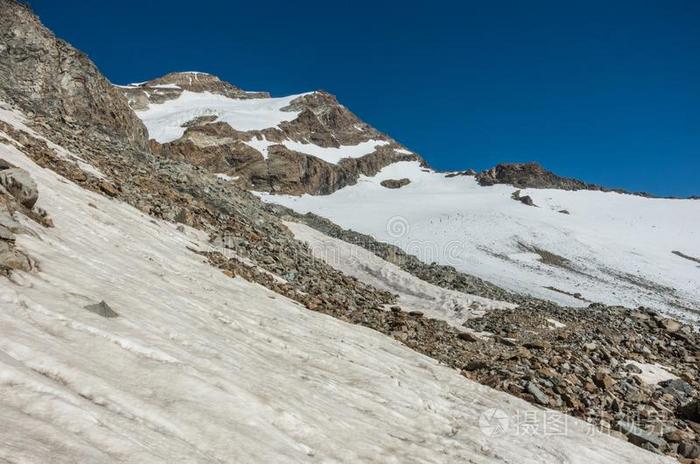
[
  {"x1": 140, "y1": 72, "x2": 270, "y2": 99},
  {"x1": 119, "y1": 72, "x2": 270, "y2": 111},
  {"x1": 475, "y1": 163, "x2": 589, "y2": 190},
  {"x1": 475, "y1": 162, "x2": 661, "y2": 197}
]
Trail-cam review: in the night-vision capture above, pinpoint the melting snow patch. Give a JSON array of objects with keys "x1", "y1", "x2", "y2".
[
  {"x1": 626, "y1": 361, "x2": 679, "y2": 385},
  {"x1": 285, "y1": 221, "x2": 515, "y2": 327},
  {"x1": 546, "y1": 318, "x2": 566, "y2": 329}
]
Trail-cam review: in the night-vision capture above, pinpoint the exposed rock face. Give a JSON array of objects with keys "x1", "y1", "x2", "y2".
[
  {"x1": 262, "y1": 145, "x2": 416, "y2": 195},
  {"x1": 477, "y1": 163, "x2": 591, "y2": 190},
  {"x1": 0, "y1": 0, "x2": 148, "y2": 152},
  {"x1": 476, "y1": 162, "x2": 676, "y2": 198},
  {"x1": 126, "y1": 75, "x2": 421, "y2": 194},
  {"x1": 380, "y1": 178, "x2": 410, "y2": 189},
  {"x1": 445, "y1": 169, "x2": 476, "y2": 178},
  {"x1": 280, "y1": 91, "x2": 382, "y2": 146}
]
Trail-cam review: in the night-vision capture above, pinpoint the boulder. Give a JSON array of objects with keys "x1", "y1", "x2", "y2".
[
  {"x1": 380, "y1": 178, "x2": 411, "y2": 189},
  {"x1": 658, "y1": 318, "x2": 682, "y2": 333},
  {"x1": 615, "y1": 420, "x2": 667, "y2": 449},
  {"x1": 678, "y1": 442, "x2": 700, "y2": 459},
  {"x1": 519, "y1": 195, "x2": 535, "y2": 206},
  {"x1": 0, "y1": 167, "x2": 38, "y2": 209},
  {"x1": 659, "y1": 379, "x2": 694, "y2": 401},
  {"x1": 526, "y1": 381, "x2": 550, "y2": 405},
  {"x1": 679, "y1": 399, "x2": 700, "y2": 422},
  {"x1": 0, "y1": 239, "x2": 32, "y2": 273}
]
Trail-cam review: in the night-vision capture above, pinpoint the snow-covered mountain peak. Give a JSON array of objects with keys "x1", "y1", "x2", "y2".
[{"x1": 116, "y1": 72, "x2": 419, "y2": 194}]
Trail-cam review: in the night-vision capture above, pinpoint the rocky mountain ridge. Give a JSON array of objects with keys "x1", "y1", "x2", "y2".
[
  {"x1": 474, "y1": 162, "x2": 669, "y2": 198},
  {"x1": 0, "y1": 0, "x2": 148, "y2": 153},
  {"x1": 118, "y1": 72, "x2": 420, "y2": 194}
]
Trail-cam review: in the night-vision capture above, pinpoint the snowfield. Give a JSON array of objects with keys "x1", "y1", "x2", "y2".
[
  {"x1": 260, "y1": 161, "x2": 700, "y2": 324},
  {"x1": 284, "y1": 221, "x2": 516, "y2": 328},
  {"x1": 0, "y1": 108, "x2": 673, "y2": 463},
  {"x1": 134, "y1": 90, "x2": 388, "y2": 165},
  {"x1": 244, "y1": 137, "x2": 389, "y2": 163},
  {"x1": 135, "y1": 90, "x2": 306, "y2": 143}
]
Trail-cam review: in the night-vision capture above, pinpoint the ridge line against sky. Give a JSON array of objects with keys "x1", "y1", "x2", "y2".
[{"x1": 29, "y1": 0, "x2": 700, "y2": 197}]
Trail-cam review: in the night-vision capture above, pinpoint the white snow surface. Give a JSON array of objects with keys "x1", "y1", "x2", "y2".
[
  {"x1": 285, "y1": 221, "x2": 515, "y2": 327},
  {"x1": 625, "y1": 361, "x2": 679, "y2": 385},
  {"x1": 260, "y1": 161, "x2": 700, "y2": 324},
  {"x1": 0, "y1": 108, "x2": 672, "y2": 463},
  {"x1": 134, "y1": 90, "x2": 389, "y2": 164},
  {"x1": 244, "y1": 136, "x2": 388, "y2": 163},
  {"x1": 135, "y1": 90, "x2": 306, "y2": 143}
]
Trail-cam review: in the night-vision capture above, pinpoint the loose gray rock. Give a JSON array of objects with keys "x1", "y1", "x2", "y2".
[
  {"x1": 615, "y1": 420, "x2": 667, "y2": 449},
  {"x1": 519, "y1": 195, "x2": 535, "y2": 206},
  {"x1": 527, "y1": 382, "x2": 550, "y2": 405},
  {"x1": 659, "y1": 379, "x2": 694, "y2": 401},
  {"x1": 510, "y1": 189, "x2": 537, "y2": 207},
  {"x1": 0, "y1": 158, "x2": 16, "y2": 170},
  {"x1": 678, "y1": 441, "x2": 700, "y2": 459},
  {"x1": 679, "y1": 399, "x2": 700, "y2": 422},
  {"x1": 84, "y1": 301, "x2": 119, "y2": 318}
]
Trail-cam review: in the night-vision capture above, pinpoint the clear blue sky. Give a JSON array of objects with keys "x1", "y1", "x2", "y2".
[{"x1": 31, "y1": 0, "x2": 699, "y2": 196}]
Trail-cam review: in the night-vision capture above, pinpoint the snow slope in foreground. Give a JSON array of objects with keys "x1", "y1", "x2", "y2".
[
  {"x1": 285, "y1": 221, "x2": 516, "y2": 328},
  {"x1": 0, "y1": 110, "x2": 671, "y2": 463},
  {"x1": 260, "y1": 161, "x2": 700, "y2": 324}
]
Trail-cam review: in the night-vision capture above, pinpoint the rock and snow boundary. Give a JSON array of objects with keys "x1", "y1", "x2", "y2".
[
  {"x1": 284, "y1": 221, "x2": 516, "y2": 328},
  {"x1": 261, "y1": 161, "x2": 700, "y2": 324},
  {"x1": 0, "y1": 108, "x2": 673, "y2": 463}
]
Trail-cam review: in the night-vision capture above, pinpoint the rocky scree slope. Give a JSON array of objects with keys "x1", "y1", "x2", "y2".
[
  {"x1": 274, "y1": 206, "x2": 700, "y2": 461},
  {"x1": 119, "y1": 72, "x2": 420, "y2": 195}
]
